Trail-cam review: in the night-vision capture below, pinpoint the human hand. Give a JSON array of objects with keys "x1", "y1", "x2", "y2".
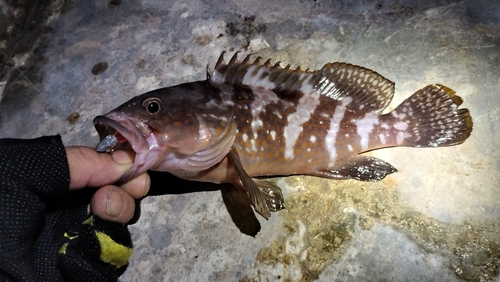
[{"x1": 65, "y1": 147, "x2": 150, "y2": 224}]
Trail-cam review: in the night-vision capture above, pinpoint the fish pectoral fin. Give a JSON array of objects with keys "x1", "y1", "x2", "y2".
[
  {"x1": 313, "y1": 156, "x2": 398, "y2": 182},
  {"x1": 253, "y1": 179, "x2": 285, "y2": 212},
  {"x1": 227, "y1": 151, "x2": 271, "y2": 219}
]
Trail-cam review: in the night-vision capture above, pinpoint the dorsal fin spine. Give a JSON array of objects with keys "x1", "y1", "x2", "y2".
[
  {"x1": 228, "y1": 52, "x2": 240, "y2": 68},
  {"x1": 241, "y1": 54, "x2": 251, "y2": 66},
  {"x1": 215, "y1": 51, "x2": 226, "y2": 70},
  {"x1": 253, "y1": 57, "x2": 262, "y2": 65},
  {"x1": 229, "y1": 52, "x2": 245, "y2": 85}
]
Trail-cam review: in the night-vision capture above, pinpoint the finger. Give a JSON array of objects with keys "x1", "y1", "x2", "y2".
[
  {"x1": 90, "y1": 185, "x2": 135, "y2": 224},
  {"x1": 120, "y1": 173, "x2": 151, "y2": 199},
  {"x1": 66, "y1": 147, "x2": 135, "y2": 189}
]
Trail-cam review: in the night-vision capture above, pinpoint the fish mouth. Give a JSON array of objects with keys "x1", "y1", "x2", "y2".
[{"x1": 93, "y1": 113, "x2": 152, "y2": 154}]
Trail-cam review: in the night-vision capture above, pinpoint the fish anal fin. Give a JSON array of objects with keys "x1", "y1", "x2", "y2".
[
  {"x1": 227, "y1": 151, "x2": 271, "y2": 219},
  {"x1": 253, "y1": 179, "x2": 285, "y2": 212},
  {"x1": 313, "y1": 156, "x2": 397, "y2": 182}
]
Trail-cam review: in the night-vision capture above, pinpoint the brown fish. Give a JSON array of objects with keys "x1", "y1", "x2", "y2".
[{"x1": 94, "y1": 52, "x2": 473, "y2": 219}]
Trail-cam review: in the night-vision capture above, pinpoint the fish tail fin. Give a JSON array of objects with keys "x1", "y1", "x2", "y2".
[{"x1": 388, "y1": 84, "x2": 473, "y2": 147}]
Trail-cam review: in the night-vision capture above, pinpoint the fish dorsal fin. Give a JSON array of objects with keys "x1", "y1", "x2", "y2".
[
  {"x1": 316, "y1": 63, "x2": 395, "y2": 113},
  {"x1": 209, "y1": 52, "x2": 395, "y2": 113}
]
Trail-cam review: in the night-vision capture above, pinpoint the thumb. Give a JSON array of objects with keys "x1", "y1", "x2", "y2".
[{"x1": 66, "y1": 147, "x2": 135, "y2": 189}]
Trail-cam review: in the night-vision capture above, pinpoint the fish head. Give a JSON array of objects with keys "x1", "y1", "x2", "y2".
[{"x1": 94, "y1": 82, "x2": 236, "y2": 183}]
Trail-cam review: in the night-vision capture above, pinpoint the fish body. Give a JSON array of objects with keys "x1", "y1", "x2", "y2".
[{"x1": 94, "y1": 52, "x2": 473, "y2": 219}]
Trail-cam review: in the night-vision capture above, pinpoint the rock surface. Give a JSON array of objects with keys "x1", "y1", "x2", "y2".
[{"x1": 1, "y1": 0, "x2": 499, "y2": 281}]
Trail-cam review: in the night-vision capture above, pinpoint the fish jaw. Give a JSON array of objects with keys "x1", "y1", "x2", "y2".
[
  {"x1": 94, "y1": 109, "x2": 239, "y2": 183},
  {"x1": 93, "y1": 113, "x2": 164, "y2": 183},
  {"x1": 94, "y1": 113, "x2": 154, "y2": 152}
]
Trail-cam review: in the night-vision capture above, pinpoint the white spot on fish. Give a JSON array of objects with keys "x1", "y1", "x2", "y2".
[
  {"x1": 397, "y1": 131, "x2": 405, "y2": 144},
  {"x1": 310, "y1": 135, "x2": 317, "y2": 143},
  {"x1": 343, "y1": 97, "x2": 353, "y2": 105},
  {"x1": 347, "y1": 144, "x2": 353, "y2": 151},
  {"x1": 284, "y1": 92, "x2": 321, "y2": 159},
  {"x1": 391, "y1": 111, "x2": 407, "y2": 120},
  {"x1": 318, "y1": 77, "x2": 331, "y2": 94},
  {"x1": 379, "y1": 134, "x2": 386, "y2": 144},
  {"x1": 251, "y1": 118, "x2": 263, "y2": 129},
  {"x1": 251, "y1": 139, "x2": 257, "y2": 152},
  {"x1": 319, "y1": 77, "x2": 343, "y2": 100},
  {"x1": 270, "y1": 130, "x2": 276, "y2": 140},
  {"x1": 355, "y1": 114, "x2": 379, "y2": 151},
  {"x1": 242, "y1": 133, "x2": 248, "y2": 142},
  {"x1": 398, "y1": 131, "x2": 412, "y2": 145},
  {"x1": 299, "y1": 73, "x2": 315, "y2": 94},
  {"x1": 248, "y1": 88, "x2": 280, "y2": 128},
  {"x1": 394, "y1": 121, "x2": 408, "y2": 131}
]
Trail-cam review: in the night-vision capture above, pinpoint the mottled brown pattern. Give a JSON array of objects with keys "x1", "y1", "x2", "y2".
[
  {"x1": 94, "y1": 52, "x2": 472, "y2": 219},
  {"x1": 231, "y1": 86, "x2": 299, "y2": 176}
]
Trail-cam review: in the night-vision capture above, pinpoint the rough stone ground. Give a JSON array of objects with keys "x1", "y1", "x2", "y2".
[{"x1": 1, "y1": 0, "x2": 499, "y2": 281}]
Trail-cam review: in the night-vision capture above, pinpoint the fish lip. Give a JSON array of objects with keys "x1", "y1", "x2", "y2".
[
  {"x1": 94, "y1": 113, "x2": 161, "y2": 184},
  {"x1": 93, "y1": 113, "x2": 151, "y2": 153}
]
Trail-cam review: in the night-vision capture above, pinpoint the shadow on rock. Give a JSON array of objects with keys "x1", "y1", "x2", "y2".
[{"x1": 133, "y1": 170, "x2": 261, "y2": 237}]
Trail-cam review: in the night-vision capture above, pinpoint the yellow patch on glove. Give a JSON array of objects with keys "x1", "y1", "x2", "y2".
[{"x1": 95, "y1": 231, "x2": 133, "y2": 268}]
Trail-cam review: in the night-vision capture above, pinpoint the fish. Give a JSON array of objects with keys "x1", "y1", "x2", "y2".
[{"x1": 94, "y1": 52, "x2": 473, "y2": 219}]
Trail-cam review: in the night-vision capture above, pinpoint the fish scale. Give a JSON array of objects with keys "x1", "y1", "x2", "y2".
[{"x1": 94, "y1": 52, "x2": 473, "y2": 219}]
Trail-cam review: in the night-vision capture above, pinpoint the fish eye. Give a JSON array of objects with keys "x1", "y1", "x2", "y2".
[
  {"x1": 143, "y1": 98, "x2": 163, "y2": 114},
  {"x1": 147, "y1": 102, "x2": 160, "y2": 113}
]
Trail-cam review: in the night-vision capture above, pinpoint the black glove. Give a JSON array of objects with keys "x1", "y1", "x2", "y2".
[{"x1": 0, "y1": 136, "x2": 132, "y2": 281}]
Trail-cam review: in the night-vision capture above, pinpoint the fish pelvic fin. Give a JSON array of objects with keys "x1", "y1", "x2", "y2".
[
  {"x1": 210, "y1": 52, "x2": 395, "y2": 113},
  {"x1": 385, "y1": 84, "x2": 473, "y2": 148},
  {"x1": 313, "y1": 156, "x2": 397, "y2": 182},
  {"x1": 227, "y1": 151, "x2": 272, "y2": 219},
  {"x1": 253, "y1": 179, "x2": 285, "y2": 212}
]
